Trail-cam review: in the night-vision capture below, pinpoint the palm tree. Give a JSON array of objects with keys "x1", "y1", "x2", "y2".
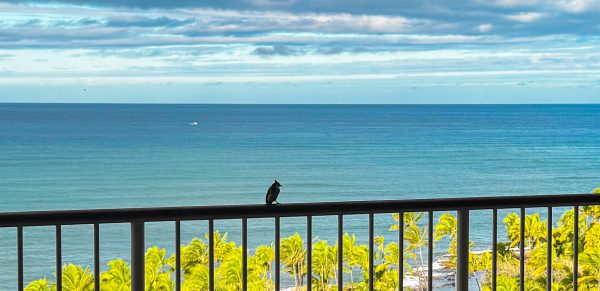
[
  {"x1": 389, "y1": 212, "x2": 428, "y2": 290},
  {"x1": 177, "y1": 238, "x2": 209, "y2": 274},
  {"x1": 25, "y1": 278, "x2": 53, "y2": 291},
  {"x1": 525, "y1": 214, "x2": 548, "y2": 249},
  {"x1": 253, "y1": 244, "x2": 274, "y2": 289},
  {"x1": 403, "y1": 214, "x2": 428, "y2": 291},
  {"x1": 528, "y1": 243, "x2": 552, "y2": 278},
  {"x1": 312, "y1": 240, "x2": 336, "y2": 291},
  {"x1": 61, "y1": 264, "x2": 95, "y2": 291},
  {"x1": 554, "y1": 209, "x2": 587, "y2": 258},
  {"x1": 342, "y1": 233, "x2": 368, "y2": 285},
  {"x1": 280, "y1": 233, "x2": 306, "y2": 290},
  {"x1": 389, "y1": 212, "x2": 423, "y2": 232},
  {"x1": 469, "y1": 252, "x2": 491, "y2": 290},
  {"x1": 583, "y1": 188, "x2": 600, "y2": 221},
  {"x1": 217, "y1": 247, "x2": 243, "y2": 290},
  {"x1": 145, "y1": 247, "x2": 174, "y2": 290},
  {"x1": 332, "y1": 241, "x2": 341, "y2": 289},
  {"x1": 100, "y1": 259, "x2": 131, "y2": 291},
  {"x1": 209, "y1": 231, "x2": 236, "y2": 263},
  {"x1": 584, "y1": 223, "x2": 600, "y2": 251},
  {"x1": 382, "y1": 240, "x2": 415, "y2": 290},
  {"x1": 579, "y1": 249, "x2": 600, "y2": 290},
  {"x1": 182, "y1": 264, "x2": 209, "y2": 291},
  {"x1": 248, "y1": 253, "x2": 272, "y2": 290},
  {"x1": 503, "y1": 213, "x2": 547, "y2": 249},
  {"x1": 496, "y1": 276, "x2": 520, "y2": 291},
  {"x1": 435, "y1": 213, "x2": 457, "y2": 245}
]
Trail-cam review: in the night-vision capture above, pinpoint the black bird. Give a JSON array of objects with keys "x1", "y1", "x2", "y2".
[{"x1": 265, "y1": 180, "x2": 282, "y2": 205}]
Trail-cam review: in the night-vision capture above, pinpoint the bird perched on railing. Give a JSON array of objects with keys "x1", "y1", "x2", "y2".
[{"x1": 266, "y1": 180, "x2": 282, "y2": 205}]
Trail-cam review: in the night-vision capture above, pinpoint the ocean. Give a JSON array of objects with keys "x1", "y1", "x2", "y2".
[{"x1": 1, "y1": 103, "x2": 599, "y2": 289}]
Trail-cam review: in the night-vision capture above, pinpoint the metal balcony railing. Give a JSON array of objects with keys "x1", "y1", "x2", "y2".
[{"x1": 1, "y1": 193, "x2": 598, "y2": 291}]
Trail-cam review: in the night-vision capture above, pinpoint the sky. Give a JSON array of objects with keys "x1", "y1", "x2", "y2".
[{"x1": 0, "y1": 0, "x2": 599, "y2": 103}]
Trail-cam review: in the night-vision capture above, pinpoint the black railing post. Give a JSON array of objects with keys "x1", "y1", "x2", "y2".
[
  {"x1": 275, "y1": 216, "x2": 280, "y2": 291},
  {"x1": 492, "y1": 209, "x2": 497, "y2": 290},
  {"x1": 56, "y1": 225, "x2": 62, "y2": 291},
  {"x1": 368, "y1": 213, "x2": 374, "y2": 291},
  {"x1": 131, "y1": 222, "x2": 145, "y2": 291},
  {"x1": 175, "y1": 220, "x2": 181, "y2": 291},
  {"x1": 94, "y1": 223, "x2": 100, "y2": 291},
  {"x1": 547, "y1": 207, "x2": 552, "y2": 291},
  {"x1": 307, "y1": 215, "x2": 312, "y2": 291},
  {"x1": 242, "y1": 218, "x2": 248, "y2": 291},
  {"x1": 456, "y1": 209, "x2": 469, "y2": 291},
  {"x1": 398, "y1": 211, "x2": 404, "y2": 290},
  {"x1": 17, "y1": 226, "x2": 23, "y2": 291},
  {"x1": 428, "y1": 211, "x2": 433, "y2": 290},
  {"x1": 338, "y1": 214, "x2": 343, "y2": 291},
  {"x1": 574, "y1": 206, "x2": 579, "y2": 291},
  {"x1": 209, "y1": 219, "x2": 214, "y2": 291}
]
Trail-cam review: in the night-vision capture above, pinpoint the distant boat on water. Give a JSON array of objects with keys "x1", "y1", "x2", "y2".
[{"x1": 189, "y1": 121, "x2": 198, "y2": 126}]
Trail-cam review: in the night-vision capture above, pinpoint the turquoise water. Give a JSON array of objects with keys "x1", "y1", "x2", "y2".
[{"x1": 1, "y1": 104, "x2": 599, "y2": 288}]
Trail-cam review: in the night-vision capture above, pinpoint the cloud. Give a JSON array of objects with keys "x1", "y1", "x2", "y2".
[
  {"x1": 483, "y1": 0, "x2": 539, "y2": 7},
  {"x1": 1, "y1": 0, "x2": 599, "y2": 20},
  {"x1": 316, "y1": 47, "x2": 344, "y2": 55},
  {"x1": 252, "y1": 45, "x2": 297, "y2": 56},
  {"x1": 0, "y1": 0, "x2": 465, "y2": 14},
  {"x1": 106, "y1": 16, "x2": 195, "y2": 27},
  {"x1": 52, "y1": 18, "x2": 102, "y2": 27},
  {"x1": 0, "y1": 1, "x2": 599, "y2": 104},
  {"x1": 15, "y1": 19, "x2": 42, "y2": 27},
  {"x1": 555, "y1": 0, "x2": 600, "y2": 13},
  {"x1": 2, "y1": 69, "x2": 599, "y2": 86},
  {"x1": 0, "y1": 1, "x2": 599, "y2": 102},
  {"x1": 504, "y1": 12, "x2": 545, "y2": 22},
  {"x1": 1, "y1": 1, "x2": 599, "y2": 51},
  {"x1": 306, "y1": 14, "x2": 415, "y2": 33},
  {"x1": 475, "y1": 23, "x2": 493, "y2": 33},
  {"x1": 181, "y1": 12, "x2": 420, "y2": 35}
]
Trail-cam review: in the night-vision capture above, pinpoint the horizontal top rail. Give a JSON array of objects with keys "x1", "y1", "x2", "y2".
[{"x1": 0, "y1": 193, "x2": 597, "y2": 227}]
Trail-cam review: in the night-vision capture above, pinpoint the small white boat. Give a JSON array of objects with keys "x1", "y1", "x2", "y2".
[{"x1": 189, "y1": 121, "x2": 198, "y2": 126}]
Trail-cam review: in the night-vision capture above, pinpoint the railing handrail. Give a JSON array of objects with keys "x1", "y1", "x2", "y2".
[{"x1": 0, "y1": 193, "x2": 597, "y2": 227}]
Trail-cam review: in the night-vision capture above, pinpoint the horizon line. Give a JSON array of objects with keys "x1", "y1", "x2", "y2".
[{"x1": 1, "y1": 102, "x2": 600, "y2": 106}]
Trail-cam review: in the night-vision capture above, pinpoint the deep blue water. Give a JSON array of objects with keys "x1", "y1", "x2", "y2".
[{"x1": 1, "y1": 103, "x2": 599, "y2": 288}]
